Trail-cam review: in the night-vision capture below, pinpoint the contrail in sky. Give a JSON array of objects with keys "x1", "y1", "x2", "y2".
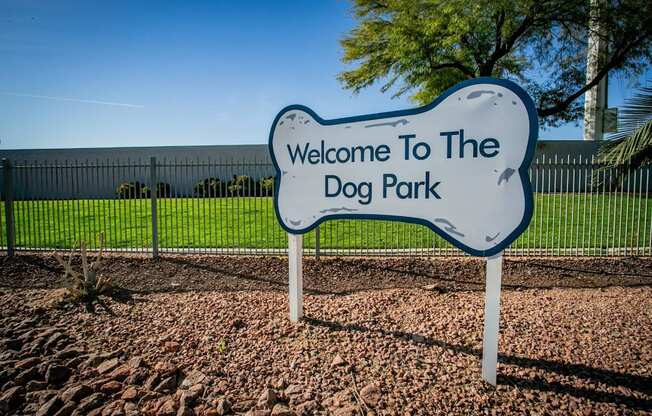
[{"x1": 1, "y1": 92, "x2": 144, "y2": 108}]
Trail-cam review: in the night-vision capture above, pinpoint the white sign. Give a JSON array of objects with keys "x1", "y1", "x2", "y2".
[
  {"x1": 269, "y1": 78, "x2": 538, "y2": 256},
  {"x1": 270, "y1": 78, "x2": 539, "y2": 385}
]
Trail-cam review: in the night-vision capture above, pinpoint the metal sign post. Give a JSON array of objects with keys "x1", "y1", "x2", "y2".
[
  {"x1": 288, "y1": 233, "x2": 303, "y2": 322},
  {"x1": 481, "y1": 252, "x2": 503, "y2": 386}
]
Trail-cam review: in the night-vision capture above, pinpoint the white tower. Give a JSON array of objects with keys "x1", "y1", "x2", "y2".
[{"x1": 583, "y1": 0, "x2": 608, "y2": 141}]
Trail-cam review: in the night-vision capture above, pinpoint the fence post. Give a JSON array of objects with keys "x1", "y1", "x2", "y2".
[
  {"x1": 150, "y1": 157, "x2": 159, "y2": 258},
  {"x1": 2, "y1": 159, "x2": 15, "y2": 257},
  {"x1": 315, "y1": 225, "x2": 320, "y2": 260}
]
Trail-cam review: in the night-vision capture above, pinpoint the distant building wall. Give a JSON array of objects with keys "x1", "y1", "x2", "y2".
[
  {"x1": 0, "y1": 141, "x2": 649, "y2": 199},
  {"x1": 0, "y1": 145, "x2": 275, "y2": 199}
]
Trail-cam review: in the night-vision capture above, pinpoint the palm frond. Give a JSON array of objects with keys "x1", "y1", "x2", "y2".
[
  {"x1": 599, "y1": 120, "x2": 652, "y2": 167},
  {"x1": 598, "y1": 85, "x2": 652, "y2": 170}
]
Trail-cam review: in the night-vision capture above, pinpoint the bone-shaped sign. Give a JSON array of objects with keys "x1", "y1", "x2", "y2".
[{"x1": 269, "y1": 78, "x2": 538, "y2": 256}]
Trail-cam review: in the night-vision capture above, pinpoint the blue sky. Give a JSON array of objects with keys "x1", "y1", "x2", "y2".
[{"x1": 1, "y1": 0, "x2": 650, "y2": 150}]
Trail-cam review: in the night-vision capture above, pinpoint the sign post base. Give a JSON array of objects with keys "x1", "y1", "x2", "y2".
[
  {"x1": 481, "y1": 252, "x2": 503, "y2": 386},
  {"x1": 288, "y1": 233, "x2": 303, "y2": 322}
]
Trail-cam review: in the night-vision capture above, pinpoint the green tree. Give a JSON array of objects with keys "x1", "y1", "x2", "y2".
[{"x1": 338, "y1": 0, "x2": 652, "y2": 126}]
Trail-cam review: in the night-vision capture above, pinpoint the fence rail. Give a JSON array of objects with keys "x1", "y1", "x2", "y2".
[{"x1": 1, "y1": 156, "x2": 650, "y2": 257}]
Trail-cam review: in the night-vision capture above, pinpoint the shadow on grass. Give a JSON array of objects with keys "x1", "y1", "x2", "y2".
[{"x1": 305, "y1": 317, "x2": 652, "y2": 410}]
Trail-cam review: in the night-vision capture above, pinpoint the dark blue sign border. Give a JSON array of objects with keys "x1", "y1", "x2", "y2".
[{"x1": 268, "y1": 77, "x2": 538, "y2": 257}]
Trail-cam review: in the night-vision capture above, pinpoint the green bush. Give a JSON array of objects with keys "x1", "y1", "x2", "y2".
[
  {"x1": 258, "y1": 176, "x2": 275, "y2": 196},
  {"x1": 155, "y1": 182, "x2": 173, "y2": 197},
  {"x1": 194, "y1": 178, "x2": 225, "y2": 197},
  {"x1": 227, "y1": 175, "x2": 255, "y2": 196},
  {"x1": 142, "y1": 182, "x2": 173, "y2": 198},
  {"x1": 116, "y1": 181, "x2": 146, "y2": 199}
]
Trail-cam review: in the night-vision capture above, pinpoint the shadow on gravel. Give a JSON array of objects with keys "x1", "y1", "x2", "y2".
[
  {"x1": 500, "y1": 375, "x2": 652, "y2": 410},
  {"x1": 305, "y1": 317, "x2": 652, "y2": 410},
  {"x1": 526, "y1": 261, "x2": 652, "y2": 279},
  {"x1": 384, "y1": 257, "x2": 652, "y2": 291},
  {"x1": 2, "y1": 254, "x2": 652, "y2": 294},
  {"x1": 156, "y1": 257, "x2": 423, "y2": 296},
  {"x1": 143, "y1": 256, "x2": 652, "y2": 295}
]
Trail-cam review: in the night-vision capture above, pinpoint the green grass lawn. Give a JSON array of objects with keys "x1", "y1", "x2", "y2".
[{"x1": 1, "y1": 194, "x2": 651, "y2": 252}]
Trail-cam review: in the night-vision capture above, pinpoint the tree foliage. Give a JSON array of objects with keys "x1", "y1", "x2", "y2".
[{"x1": 339, "y1": 0, "x2": 652, "y2": 126}]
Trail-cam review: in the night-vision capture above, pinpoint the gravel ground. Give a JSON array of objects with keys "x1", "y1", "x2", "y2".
[{"x1": 0, "y1": 254, "x2": 651, "y2": 415}]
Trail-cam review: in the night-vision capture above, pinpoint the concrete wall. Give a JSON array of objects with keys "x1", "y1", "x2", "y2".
[{"x1": 0, "y1": 141, "x2": 648, "y2": 198}]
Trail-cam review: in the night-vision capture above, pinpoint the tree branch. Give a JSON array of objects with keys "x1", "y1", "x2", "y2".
[
  {"x1": 460, "y1": 34, "x2": 484, "y2": 73},
  {"x1": 538, "y1": 34, "x2": 651, "y2": 117},
  {"x1": 494, "y1": 10, "x2": 506, "y2": 55},
  {"x1": 430, "y1": 61, "x2": 476, "y2": 78},
  {"x1": 482, "y1": 14, "x2": 535, "y2": 75}
]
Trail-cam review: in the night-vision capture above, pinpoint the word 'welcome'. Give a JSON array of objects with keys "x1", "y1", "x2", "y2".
[{"x1": 286, "y1": 129, "x2": 500, "y2": 166}]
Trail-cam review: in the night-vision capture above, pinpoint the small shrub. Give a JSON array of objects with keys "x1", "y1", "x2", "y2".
[
  {"x1": 216, "y1": 338, "x2": 227, "y2": 354},
  {"x1": 116, "y1": 181, "x2": 146, "y2": 199},
  {"x1": 54, "y1": 233, "x2": 113, "y2": 312},
  {"x1": 156, "y1": 182, "x2": 173, "y2": 198},
  {"x1": 258, "y1": 176, "x2": 275, "y2": 196},
  {"x1": 194, "y1": 178, "x2": 225, "y2": 197},
  {"x1": 139, "y1": 182, "x2": 173, "y2": 198},
  {"x1": 227, "y1": 175, "x2": 255, "y2": 196}
]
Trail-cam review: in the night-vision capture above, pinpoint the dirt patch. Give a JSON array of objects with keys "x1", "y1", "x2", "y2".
[{"x1": 0, "y1": 254, "x2": 651, "y2": 415}]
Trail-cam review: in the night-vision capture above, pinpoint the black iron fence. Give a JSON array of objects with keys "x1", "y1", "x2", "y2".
[{"x1": 1, "y1": 157, "x2": 651, "y2": 256}]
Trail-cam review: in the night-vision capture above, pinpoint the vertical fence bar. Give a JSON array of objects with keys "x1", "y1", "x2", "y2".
[
  {"x1": 600, "y1": 165, "x2": 606, "y2": 254},
  {"x1": 21, "y1": 162, "x2": 29, "y2": 250},
  {"x1": 581, "y1": 156, "x2": 588, "y2": 255},
  {"x1": 315, "y1": 225, "x2": 321, "y2": 260},
  {"x1": 646, "y1": 167, "x2": 651, "y2": 255},
  {"x1": 555, "y1": 155, "x2": 563, "y2": 256},
  {"x1": 642, "y1": 166, "x2": 650, "y2": 255},
  {"x1": 550, "y1": 157, "x2": 556, "y2": 254},
  {"x1": 538, "y1": 155, "x2": 545, "y2": 254},
  {"x1": 587, "y1": 156, "x2": 594, "y2": 255},
  {"x1": 150, "y1": 157, "x2": 159, "y2": 257},
  {"x1": 2, "y1": 159, "x2": 15, "y2": 256},
  {"x1": 574, "y1": 156, "x2": 581, "y2": 256},
  {"x1": 544, "y1": 157, "x2": 551, "y2": 254},
  {"x1": 173, "y1": 158, "x2": 180, "y2": 253},
  {"x1": 617, "y1": 171, "x2": 625, "y2": 255},
  {"x1": 0, "y1": 165, "x2": 6, "y2": 251},
  {"x1": 532, "y1": 157, "x2": 539, "y2": 255},
  {"x1": 21, "y1": 161, "x2": 31, "y2": 250},
  {"x1": 624, "y1": 168, "x2": 632, "y2": 256}
]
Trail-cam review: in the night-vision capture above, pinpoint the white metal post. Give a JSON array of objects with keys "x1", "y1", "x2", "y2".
[
  {"x1": 288, "y1": 233, "x2": 304, "y2": 322},
  {"x1": 481, "y1": 252, "x2": 503, "y2": 386}
]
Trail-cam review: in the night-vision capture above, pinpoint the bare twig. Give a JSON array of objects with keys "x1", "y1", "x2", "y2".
[
  {"x1": 349, "y1": 371, "x2": 371, "y2": 415},
  {"x1": 93, "y1": 232, "x2": 105, "y2": 271},
  {"x1": 80, "y1": 241, "x2": 89, "y2": 278},
  {"x1": 54, "y1": 252, "x2": 82, "y2": 280}
]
